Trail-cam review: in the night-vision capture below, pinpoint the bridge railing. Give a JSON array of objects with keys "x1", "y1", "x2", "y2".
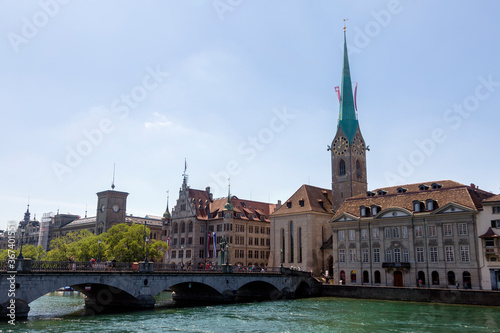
[{"x1": 29, "y1": 261, "x2": 134, "y2": 272}]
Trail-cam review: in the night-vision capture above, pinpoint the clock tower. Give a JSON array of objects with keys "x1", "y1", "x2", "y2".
[
  {"x1": 329, "y1": 28, "x2": 368, "y2": 211},
  {"x1": 95, "y1": 189, "x2": 128, "y2": 234}
]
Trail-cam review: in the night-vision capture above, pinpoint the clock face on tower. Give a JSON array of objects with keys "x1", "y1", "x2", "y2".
[
  {"x1": 333, "y1": 136, "x2": 349, "y2": 155},
  {"x1": 100, "y1": 204, "x2": 105, "y2": 213},
  {"x1": 112, "y1": 204, "x2": 120, "y2": 213},
  {"x1": 352, "y1": 136, "x2": 365, "y2": 155}
]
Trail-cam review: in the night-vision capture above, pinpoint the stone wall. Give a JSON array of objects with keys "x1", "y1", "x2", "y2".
[{"x1": 321, "y1": 285, "x2": 500, "y2": 306}]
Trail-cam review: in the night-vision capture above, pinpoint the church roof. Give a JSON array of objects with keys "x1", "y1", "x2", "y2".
[
  {"x1": 333, "y1": 180, "x2": 494, "y2": 219},
  {"x1": 272, "y1": 184, "x2": 333, "y2": 216},
  {"x1": 338, "y1": 30, "x2": 358, "y2": 144}
]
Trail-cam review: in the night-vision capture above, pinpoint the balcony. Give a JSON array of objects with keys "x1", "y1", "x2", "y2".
[{"x1": 382, "y1": 262, "x2": 411, "y2": 269}]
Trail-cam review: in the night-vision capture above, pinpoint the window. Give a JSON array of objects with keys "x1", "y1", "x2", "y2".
[
  {"x1": 373, "y1": 249, "x2": 380, "y2": 263},
  {"x1": 360, "y1": 206, "x2": 367, "y2": 217},
  {"x1": 416, "y1": 247, "x2": 425, "y2": 263},
  {"x1": 260, "y1": 238, "x2": 265, "y2": 246},
  {"x1": 403, "y1": 249, "x2": 409, "y2": 262},
  {"x1": 254, "y1": 237, "x2": 258, "y2": 245},
  {"x1": 339, "y1": 160, "x2": 346, "y2": 176},
  {"x1": 356, "y1": 160, "x2": 362, "y2": 179},
  {"x1": 173, "y1": 223, "x2": 178, "y2": 234},
  {"x1": 338, "y1": 230, "x2": 345, "y2": 241},
  {"x1": 349, "y1": 230, "x2": 356, "y2": 241},
  {"x1": 428, "y1": 225, "x2": 436, "y2": 237},
  {"x1": 171, "y1": 250, "x2": 176, "y2": 259},
  {"x1": 289, "y1": 221, "x2": 294, "y2": 263},
  {"x1": 188, "y1": 222, "x2": 193, "y2": 233},
  {"x1": 180, "y1": 238, "x2": 185, "y2": 245},
  {"x1": 493, "y1": 206, "x2": 500, "y2": 214},
  {"x1": 248, "y1": 237, "x2": 253, "y2": 246},
  {"x1": 402, "y1": 226, "x2": 408, "y2": 239},
  {"x1": 298, "y1": 227, "x2": 303, "y2": 263},
  {"x1": 248, "y1": 250, "x2": 253, "y2": 259},
  {"x1": 255, "y1": 227, "x2": 260, "y2": 234},
  {"x1": 460, "y1": 246, "x2": 470, "y2": 262},
  {"x1": 187, "y1": 237, "x2": 192, "y2": 245},
  {"x1": 385, "y1": 228, "x2": 391, "y2": 239},
  {"x1": 199, "y1": 250, "x2": 204, "y2": 258},
  {"x1": 181, "y1": 222, "x2": 186, "y2": 233},
  {"x1": 415, "y1": 226, "x2": 423, "y2": 238},
  {"x1": 349, "y1": 249, "x2": 356, "y2": 262},
  {"x1": 339, "y1": 249, "x2": 346, "y2": 263},
  {"x1": 485, "y1": 238, "x2": 495, "y2": 247},
  {"x1": 443, "y1": 224, "x2": 452, "y2": 236},
  {"x1": 361, "y1": 229, "x2": 368, "y2": 240},
  {"x1": 217, "y1": 224, "x2": 222, "y2": 232},
  {"x1": 261, "y1": 227, "x2": 265, "y2": 234},
  {"x1": 458, "y1": 223, "x2": 468, "y2": 236},
  {"x1": 394, "y1": 249, "x2": 401, "y2": 263},
  {"x1": 374, "y1": 270, "x2": 381, "y2": 284},
  {"x1": 299, "y1": 200, "x2": 304, "y2": 207},
  {"x1": 200, "y1": 225, "x2": 205, "y2": 233},
  {"x1": 392, "y1": 227, "x2": 400, "y2": 239},
  {"x1": 491, "y1": 220, "x2": 500, "y2": 228},
  {"x1": 445, "y1": 246, "x2": 455, "y2": 262},
  {"x1": 430, "y1": 247, "x2": 438, "y2": 263},
  {"x1": 362, "y1": 248, "x2": 369, "y2": 263},
  {"x1": 185, "y1": 250, "x2": 191, "y2": 259},
  {"x1": 385, "y1": 250, "x2": 392, "y2": 262},
  {"x1": 248, "y1": 226, "x2": 253, "y2": 233},
  {"x1": 372, "y1": 228, "x2": 379, "y2": 240}
]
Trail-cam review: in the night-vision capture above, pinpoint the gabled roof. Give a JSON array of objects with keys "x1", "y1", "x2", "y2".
[
  {"x1": 333, "y1": 180, "x2": 494, "y2": 219},
  {"x1": 272, "y1": 185, "x2": 333, "y2": 216},
  {"x1": 484, "y1": 194, "x2": 500, "y2": 204}
]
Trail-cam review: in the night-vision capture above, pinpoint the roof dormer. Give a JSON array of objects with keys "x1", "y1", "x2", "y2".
[
  {"x1": 419, "y1": 184, "x2": 430, "y2": 191},
  {"x1": 377, "y1": 190, "x2": 387, "y2": 196},
  {"x1": 431, "y1": 183, "x2": 442, "y2": 189},
  {"x1": 397, "y1": 187, "x2": 407, "y2": 193}
]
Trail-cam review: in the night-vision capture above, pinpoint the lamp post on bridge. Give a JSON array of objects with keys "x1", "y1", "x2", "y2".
[
  {"x1": 145, "y1": 236, "x2": 149, "y2": 264},
  {"x1": 17, "y1": 229, "x2": 25, "y2": 260},
  {"x1": 97, "y1": 239, "x2": 101, "y2": 262}
]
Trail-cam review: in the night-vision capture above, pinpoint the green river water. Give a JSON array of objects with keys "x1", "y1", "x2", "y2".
[{"x1": 1, "y1": 291, "x2": 499, "y2": 332}]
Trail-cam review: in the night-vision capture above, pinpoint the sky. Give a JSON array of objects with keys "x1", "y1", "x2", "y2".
[{"x1": 1, "y1": 0, "x2": 499, "y2": 230}]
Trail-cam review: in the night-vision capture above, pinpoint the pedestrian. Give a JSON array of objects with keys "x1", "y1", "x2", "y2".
[{"x1": 456, "y1": 281, "x2": 460, "y2": 289}]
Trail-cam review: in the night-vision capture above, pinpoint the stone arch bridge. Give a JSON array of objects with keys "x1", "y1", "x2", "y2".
[{"x1": 0, "y1": 260, "x2": 321, "y2": 319}]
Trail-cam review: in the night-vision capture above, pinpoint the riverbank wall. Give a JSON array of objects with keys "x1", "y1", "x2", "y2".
[{"x1": 320, "y1": 285, "x2": 500, "y2": 306}]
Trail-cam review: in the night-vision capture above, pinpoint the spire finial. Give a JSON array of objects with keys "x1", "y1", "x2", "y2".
[
  {"x1": 111, "y1": 163, "x2": 116, "y2": 190},
  {"x1": 224, "y1": 177, "x2": 234, "y2": 211},
  {"x1": 343, "y1": 18, "x2": 349, "y2": 32}
]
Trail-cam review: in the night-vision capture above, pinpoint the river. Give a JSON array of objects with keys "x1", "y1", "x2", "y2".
[{"x1": 2, "y1": 291, "x2": 500, "y2": 332}]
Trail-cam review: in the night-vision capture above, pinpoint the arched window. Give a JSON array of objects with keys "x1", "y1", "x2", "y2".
[
  {"x1": 374, "y1": 270, "x2": 381, "y2": 284},
  {"x1": 432, "y1": 271, "x2": 440, "y2": 285},
  {"x1": 181, "y1": 222, "x2": 186, "y2": 233},
  {"x1": 173, "y1": 222, "x2": 178, "y2": 234},
  {"x1": 463, "y1": 271, "x2": 471, "y2": 289},
  {"x1": 447, "y1": 271, "x2": 456, "y2": 285},
  {"x1": 363, "y1": 270, "x2": 369, "y2": 284},
  {"x1": 298, "y1": 227, "x2": 302, "y2": 263},
  {"x1": 350, "y1": 270, "x2": 357, "y2": 283},
  {"x1": 418, "y1": 271, "x2": 426, "y2": 286},
  {"x1": 356, "y1": 160, "x2": 361, "y2": 179},
  {"x1": 340, "y1": 270, "x2": 346, "y2": 284},
  {"x1": 281, "y1": 228, "x2": 285, "y2": 264},
  {"x1": 339, "y1": 160, "x2": 346, "y2": 176},
  {"x1": 289, "y1": 221, "x2": 294, "y2": 263},
  {"x1": 188, "y1": 222, "x2": 193, "y2": 233}
]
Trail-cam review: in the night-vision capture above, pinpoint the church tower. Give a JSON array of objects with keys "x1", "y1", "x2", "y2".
[{"x1": 329, "y1": 27, "x2": 368, "y2": 211}]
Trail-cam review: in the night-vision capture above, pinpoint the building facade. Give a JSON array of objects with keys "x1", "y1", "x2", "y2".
[
  {"x1": 478, "y1": 194, "x2": 500, "y2": 290},
  {"x1": 330, "y1": 180, "x2": 494, "y2": 289},
  {"x1": 269, "y1": 185, "x2": 333, "y2": 275},
  {"x1": 161, "y1": 175, "x2": 276, "y2": 269}
]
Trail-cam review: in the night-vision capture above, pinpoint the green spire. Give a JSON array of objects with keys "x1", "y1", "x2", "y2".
[
  {"x1": 338, "y1": 30, "x2": 358, "y2": 144},
  {"x1": 224, "y1": 183, "x2": 234, "y2": 211},
  {"x1": 162, "y1": 192, "x2": 171, "y2": 221}
]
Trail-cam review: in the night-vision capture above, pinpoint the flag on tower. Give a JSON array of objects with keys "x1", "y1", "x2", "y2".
[
  {"x1": 354, "y1": 82, "x2": 358, "y2": 111},
  {"x1": 335, "y1": 86, "x2": 341, "y2": 103}
]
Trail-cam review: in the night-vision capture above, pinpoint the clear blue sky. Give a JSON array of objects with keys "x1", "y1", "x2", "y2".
[{"x1": 1, "y1": 1, "x2": 499, "y2": 229}]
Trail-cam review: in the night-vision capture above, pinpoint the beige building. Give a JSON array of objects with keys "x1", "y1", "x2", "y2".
[
  {"x1": 477, "y1": 194, "x2": 500, "y2": 290},
  {"x1": 162, "y1": 175, "x2": 275, "y2": 269},
  {"x1": 269, "y1": 185, "x2": 333, "y2": 275},
  {"x1": 330, "y1": 180, "x2": 494, "y2": 289}
]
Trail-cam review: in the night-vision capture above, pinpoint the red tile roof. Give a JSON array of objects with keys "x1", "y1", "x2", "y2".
[
  {"x1": 272, "y1": 185, "x2": 333, "y2": 216},
  {"x1": 333, "y1": 180, "x2": 495, "y2": 219}
]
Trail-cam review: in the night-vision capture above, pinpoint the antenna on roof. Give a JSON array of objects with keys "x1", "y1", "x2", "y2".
[
  {"x1": 85, "y1": 204, "x2": 88, "y2": 218},
  {"x1": 111, "y1": 163, "x2": 116, "y2": 190}
]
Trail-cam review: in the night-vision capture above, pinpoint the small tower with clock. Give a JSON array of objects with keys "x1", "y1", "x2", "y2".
[
  {"x1": 95, "y1": 188, "x2": 129, "y2": 234},
  {"x1": 329, "y1": 27, "x2": 368, "y2": 211}
]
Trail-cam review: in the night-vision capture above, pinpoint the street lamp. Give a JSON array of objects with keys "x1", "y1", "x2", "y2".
[
  {"x1": 280, "y1": 248, "x2": 284, "y2": 268},
  {"x1": 145, "y1": 236, "x2": 149, "y2": 263},
  {"x1": 97, "y1": 239, "x2": 101, "y2": 262},
  {"x1": 17, "y1": 230, "x2": 24, "y2": 260}
]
